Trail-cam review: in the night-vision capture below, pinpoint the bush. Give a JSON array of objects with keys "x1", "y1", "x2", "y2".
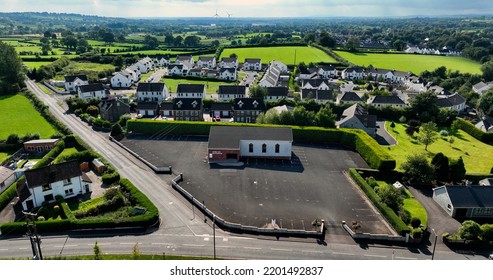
[
  {"x1": 399, "y1": 209, "x2": 411, "y2": 225},
  {"x1": 86, "y1": 105, "x2": 99, "y2": 117},
  {"x1": 481, "y1": 224, "x2": 493, "y2": 241},
  {"x1": 411, "y1": 228, "x2": 423, "y2": 239},
  {"x1": 439, "y1": 130, "x2": 449, "y2": 136},
  {"x1": 0, "y1": 181, "x2": 18, "y2": 212},
  {"x1": 365, "y1": 176, "x2": 378, "y2": 189},
  {"x1": 454, "y1": 118, "x2": 493, "y2": 144},
  {"x1": 458, "y1": 220, "x2": 481, "y2": 240},
  {"x1": 102, "y1": 172, "x2": 120, "y2": 185},
  {"x1": 411, "y1": 217, "x2": 421, "y2": 228},
  {"x1": 6, "y1": 134, "x2": 20, "y2": 144}
]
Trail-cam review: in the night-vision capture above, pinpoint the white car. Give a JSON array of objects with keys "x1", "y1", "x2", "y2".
[{"x1": 489, "y1": 253, "x2": 493, "y2": 260}]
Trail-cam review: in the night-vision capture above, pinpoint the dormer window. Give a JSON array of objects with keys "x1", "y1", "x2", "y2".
[
  {"x1": 252, "y1": 100, "x2": 259, "y2": 108},
  {"x1": 177, "y1": 100, "x2": 183, "y2": 108},
  {"x1": 237, "y1": 100, "x2": 244, "y2": 108},
  {"x1": 191, "y1": 100, "x2": 198, "y2": 108}
]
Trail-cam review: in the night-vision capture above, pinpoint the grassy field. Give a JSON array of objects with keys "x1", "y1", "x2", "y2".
[
  {"x1": 161, "y1": 77, "x2": 235, "y2": 94},
  {"x1": 0, "y1": 94, "x2": 57, "y2": 140},
  {"x1": 23, "y1": 61, "x2": 53, "y2": 69},
  {"x1": 0, "y1": 152, "x2": 10, "y2": 163},
  {"x1": 385, "y1": 122, "x2": 493, "y2": 174},
  {"x1": 221, "y1": 46, "x2": 337, "y2": 65},
  {"x1": 335, "y1": 51, "x2": 482, "y2": 75}
]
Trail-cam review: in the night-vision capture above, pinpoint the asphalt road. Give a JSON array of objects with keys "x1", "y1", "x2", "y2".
[{"x1": 0, "y1": 80, "x2": 488, "y2": 260}]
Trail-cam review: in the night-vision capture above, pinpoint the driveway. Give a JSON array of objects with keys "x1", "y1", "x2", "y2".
[{"x1": 375, "y1": 121, "x2": 397, "y2": 145}]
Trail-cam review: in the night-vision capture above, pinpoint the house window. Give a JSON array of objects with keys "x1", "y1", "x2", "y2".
[
  {"x1": 249, "y1": 143, "x2": 254, "y2": 153},
  {"x1": 42, "y1": 184, "x2": 52, "y2": 192},
  {"x1": 275, "y1": 144, "x2": 280, "y2": 153},
  {"x1": 63, "y1": 178, "x2": 71, "y2": 185},
  {"x1": 65, "y1": 189, "x2": 74, "y2": 196},
  {"x1": 262, "y1": 144, "x2": 267, "y2": 153},
  {"x1": 44, "y1": 194, "x2": 54, "y2": 202},
  {"x1": 447, "y1": 204, "x2": 451, "y2": 211}
]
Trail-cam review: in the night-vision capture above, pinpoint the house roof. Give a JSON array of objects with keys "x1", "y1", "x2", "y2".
[
  {"x1": 220, "y1": 67, "x2": 236, "y2": 74},
  {"x1": 368, "y1": 95, "x2": 405, "y2": 105},
  {"x1": 446, "y1": 93, "x2": 466, "y2": 106},
  {"x1": 221, "y1": 57, "x2": 238, "y2": 63},
  {"x1": 173, "y1": 98, "x2": 202, "y2": 111},
  {"x1": 208, "y1": 126, "x2": 293, "y2": 150},
  {"x1": 266, "y1": 87, "x2": 288, "y2": 97},
  {"x1": 177, "y1": 84, "x2": 205, "y2": 94},
  {"x1": 475, "y1": 117, "x2": 493, "y2": 132},
  {"x1": 78, "y1": 83, "x2": 105, "y2": 93},
  {"x1": 211, "y1": 102, "x2": 232, "y2": 111},
  {"x1": 176, "y1": 55, "x2": 193, "y2": 62},
  {"x1": 318, "y1": 65, "x2": 336, "y2": 71},
  {"x1": 354, "y1": 114, "x2": 377, "y2": 129},
  {"x1": 316, "y1": 90, "x2": 333, "y2": 100},
  {"x1": 436, "y1": 185, "x2": 493, "y2": 208},
  {"x1": 339, "y1": 91, "x2": 362, "y2": 102},
  {"x1": 245, "y1": 58, "x2": 261, "y2": 64},
  {"x1": 160, "y1": 102, "x2": 174, "y2": 111},
  {"x1": 157, "y1": 55, "x2": 171, "y2": 60},
  {"x1": 198, "y1": 56, "x2": 215, "y2": 62},
  {"x1": 344, "y1": 67, "x2": 365, "y2": 73},
  {"x1": 169, "y1": 64, "x2": 184, "y2": 70},
  {"x1": 302, "y1": 79, "x2": 331, "y2": 89},
  {"x1": 0, "y1": 166, "x2": 14, "y2": 183},
  {"x1": 24, "y1": 160, "x2": 82, "y2": 188},
  {"x1": 16, "y1": 179, "x2": 31, "y2": 202},
  {"x1": 342, "y1": 104, "x2": 368, "y2": 118},
  {"x1": 64, "y1": 75, "x2": 88, "y2": 82},
  {"x1": 136, "y1": 101, "x2": 160, "y2": 110},
  {"x1": 98, "y1": 98, "x2": 130, "y2": 113},
  {"x1": 436, "y1": 97, "x2": 453, "y2": 108},
  {"x1": 218, "y1": 85, "x2": 246, "y2": 96},
  {"x1": 137, "y1": 82, "x2": 166, "y2": 92},
  {"x1": 232, "y1": 98, "x2": 265, "y2": 111},
  {"x1": 24, "y1": 139, "x2": 59, "y2": 145}
]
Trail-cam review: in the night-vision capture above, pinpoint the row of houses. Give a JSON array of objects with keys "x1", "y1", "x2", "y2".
[
  {"x1": 111, "y1": 57, "x2": 153, "y2": 88},
  {"x1": 405, "y1": 46, "x2": 461, "y2": 56}
]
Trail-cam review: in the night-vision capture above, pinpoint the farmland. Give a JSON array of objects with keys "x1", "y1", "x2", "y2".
[
  {"x1": 334, "y1": 51, "x2": 482, "y2": 75},
  {"x1": 0, "y1": 94, "x2": 57, "y2": 140},
  {"x1": 221, "y1": 46, "x2": 337, "y2": 65}
]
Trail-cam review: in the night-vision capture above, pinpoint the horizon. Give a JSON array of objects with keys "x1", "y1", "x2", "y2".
[{"x1": 2, "y1": 0, "x2": 493, "y2": 19}]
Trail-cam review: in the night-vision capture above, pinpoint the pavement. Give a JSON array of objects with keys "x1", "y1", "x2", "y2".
[{"x1": 375, "y1": 121, "x2": 397, "y2": 145}]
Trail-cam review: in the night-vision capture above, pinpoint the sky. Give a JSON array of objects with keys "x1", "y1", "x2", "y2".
[{"x1": 2, "y1": 0, "x2": 493, "y2": 18}]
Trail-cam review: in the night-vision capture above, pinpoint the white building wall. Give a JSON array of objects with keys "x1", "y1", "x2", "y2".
[
  {"x1": 25, "y1": 176, "x2": 89, "y2": 209},
  {"x1": 432, "y1": 187, "x2": 453, "y2": 217},
  {"x1": 239, "y1": 140, "x2": 292, "y2": 158},
  {"x1": 111, "y1": 73, "x2": 132, "y2": 88}
]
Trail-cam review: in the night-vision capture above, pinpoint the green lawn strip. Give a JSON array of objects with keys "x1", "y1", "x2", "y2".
[
  {"x1": 139, "y1": 72, "x2": 154, "y2": 82},
  {"x1": 69, "y1": 196, "x2": 106, "y2": 212},
  {"x1": 334, "y1": 51, "x2": 481, "y2": 75},
  {"x1": 162, "y1": 77, "x2": 234, "y2": 95},
  {"x1": 36, "y1": 83, "x2": 52, "y2": 95},
  {"x1": 221, "y1": 46, "x2": 337, "y2": 65},
  {"x1": 0, "y1": 152, "x2": 11, "y2": 163},
  {"x1": 41, "y1": 254, "x2": 215, "y2": 260},
  {"x1": 385, "y1": 122, "x2": 493, "y2": 174},
  {"x1": 0, "y1": 94, "x2": 57, "y2": 140},
  {"x1": 53, "y1": 147, "x2": 80, "y2": 162},
  {"x1": 403, "y1": 198, "x2": 428, "y2": 229}
]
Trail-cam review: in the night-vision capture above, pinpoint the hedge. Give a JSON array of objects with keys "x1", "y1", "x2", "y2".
[
  {"x1": 102, "y1": 172, "x2": 121, "y2": 185},
  {"x1": 32, "y1": 140, "x2": 65, "y2": 169},
  {"x1": 349, "y1": 168, "x2": 410, "y2": 236},
  {"x1": 127, "y1": 120, "x2": 396, "y2": 171},
  {"x1": 455, "y1": 118, "x2": 493, "y2": 144}
]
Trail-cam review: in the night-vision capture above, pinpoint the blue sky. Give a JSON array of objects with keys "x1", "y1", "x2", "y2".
[{"x1": 3, "y1": 0, "x2": 493, "y2": 18}]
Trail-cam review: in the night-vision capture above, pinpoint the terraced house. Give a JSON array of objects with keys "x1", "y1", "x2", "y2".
[
  {"x1": 136, "y1": 82, "x2": 168, "y2": 102},
  {"x1": 173, "y1": 98, "x2": 203, "y2": 121}
]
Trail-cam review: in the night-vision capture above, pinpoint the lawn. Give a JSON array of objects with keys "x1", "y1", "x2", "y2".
[
  {"x1": 23, "y1": 61, "x2": 53, "y2": 69},
  {"x1": 0, "y1": 95, "x2": 57, "y2": 140},
  {"x1": 221, "y1": 46, "x2": 337, "y2": 65},
  {"x1": 335, "y1": 51, "x2": 482, "y2": 75},
  {"x1": 0, "y1": 152, "x2": 10, "y2": 163},
  {"x1": 385, "y1": 122, "x2": 493, "y2": 174},
  {"x1": 161, "y1": 77, "x2": 235, "y2": 94}
]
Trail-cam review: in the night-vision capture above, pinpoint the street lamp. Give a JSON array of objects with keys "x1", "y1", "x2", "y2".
[{"x1": 431, "y1": 228, "x2": 438, "y2": 260}]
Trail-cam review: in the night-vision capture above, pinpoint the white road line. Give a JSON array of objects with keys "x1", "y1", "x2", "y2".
[
  {"x1": 216, "y1": 246, "x2": 232, "y2": 248},
  {"x1": 332, "y1": 252, "x2": 354, "y2": 256},
  {"x1": 119, "y1": 243, "x2": 140, "y2": 245},
  {"x1": 18, "y1": 248, "x2": 28, "y2": 250},
  {"x1": 244, "y1": 247, "x2": 262, "y2": 250},
  {"x1": 151, "y1": 243, "x2": 174, "y2": 246},
  {"x1": 395, "y1": 256, "x2": 418, "y2": 260},
  {"x1": 182, "y1": 244, "x2": 205, "y2": 247},
  {"x1": 364, "y1": 254, "x2": 387, "y2": 258},
  {"x1": 270, "y1": 248, "x2": 292, "y2": 252},
  {"x1": 302, "y1": 250, "x2": 320, "y2": 254},
  {"x1": 0, "y1": 249, "x2": 8, "y2": 251},
  {"x1": 54, "y1": 245, "x2": 78, "y2": 248}
]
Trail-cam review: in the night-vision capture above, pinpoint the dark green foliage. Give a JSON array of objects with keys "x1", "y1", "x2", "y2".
[
  {"x1": 411, "y1": 217, "x2": 421, "y2": 228},
  {"x1": 375, "y1": 184, "x2": 404, "y2": 213},
  {"x1": 110, "y1": 123, "x2": 123, "y2": 139},
  {"x1": 0, "y1": 181, "x2": 18, "y2": 213},
  {"x1": 102, "y1": 172, "x2": 120, "y2": 185},
  {"x1": 449, "y1": 157, "x2": 466, "y2": 182},
  {"x1": 478, "y1": 89, "x2": 493, "y2": 117},
  {"x1": 431, "y1": 152, "x2": 450, "y2": 181},
  {"x1": 453, "y1": 118, "x2": 493, "y2": 144},
  {"x1": 411, "y1": 228, "x2": 423, "y2": 239},
  {"x1": 480, "y1": 224, "x2": 493, "y2": 241},
  {"x1": 399, "y1": 209, "x2": 411, "y2": 225},
  {"x1": 0, "y1": 41, "x2": 25, "y2": 94},
  {"x1": 54, "y1": 150, "x2": 98, "y2": 164},
  {"x1": 348, "y1": 169, "x2": 410, "y2": 236},
  {"x1": 86, "y1": 105, "x2": 99, "y2": 117},
  {"x1": 402, "y1": 153, "x2": 435, "y2": 187},
  {"x1": 458, "y1": 220, "x2": 481, "y2": 240},
  {"x1": 92, "y1": 118, "x2": 112, "y2": 129},
  {"x1": 365, "y1": 176, "x2": 378, "y2": 189}
]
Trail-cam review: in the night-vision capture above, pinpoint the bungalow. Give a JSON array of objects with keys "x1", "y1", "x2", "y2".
[
  {"x1": 219, "y1": 57, "x2": 238, "y2": 69},
  {"x1": 177, "y1": 84, "x2": 206, "y2": 99},
  {"x1": 136, "y1": 102, "x2": 160, "y2": 117},
  {"x1": 136, "y1": 82, "x2": 168, "y2": 102},
  {"x1": 264, "y1": 87, "x2": 288, "y2": 102},
  {"x1": 17, "y1": 160, "x2": 92, "y2": 211},
  {"x1": 197, "y1": 56, "x2": 216, "y2": 68},
  {"x1": 99, "y1": 98, "x2": 131, "y2": 123},
  {"x1": 218, "y1": 85, "x2": 246, "y2": 101},
  {"x1": 155, "y1": 55, "x2": 171, "y2": 67},
  {"x1": 475, "y1": 117, "x2": 493, "y2": 133},
  {"x1": 472, "y1": 82, "x2": 493, "y2": 96},
  {"x1": 0, "y1": 166, "x2": 16, "y2": 195},
  {"x1": 243, "y1": 58, "x2": 262, "y2": 71},
  {"x1": 435, "y1": 93, "x2": 466, "y2": 112},
  {"x1": 211, "y1": 102, "x2": 233, "y2": 119},
  {"x1": 207, "y1": 126, "x2": 293, "y2": 162},
  {"x1": 341, "y1": 67, "x2": 365, "y2": 80},
  {"x1": 336, "y1": 91, "x2": 363, "y2": 105},
  {"x1": 367, "y1": 95, "x2": 406, "y2": 107},
  {"x1": 64, "y1": 75, "x2": 88, "y2": 92},
  {"x1": 433, "y1": 185, "x2": 493, "y2": 219},
  {"x1": 232, "y1": 98, "x2": 265, "y2": 123},
  {"x1": 77, "y1": 83, "x2": 108, "y2": 100},
  {"x1": 173, "y1": 98, "x2": 204, "y2": 121},
  {"x1": 111, "y1": 70, "x2": 133, "y2": 88},
  {"x1": 219, "y1": 67, "x2": 237, "y2": 81},
  {"x1": 336, "y1": 104, "x2": 377, "y2": 137},
  {"x1": 24, "y1": 139, "x2": 60, "y2": 154}
]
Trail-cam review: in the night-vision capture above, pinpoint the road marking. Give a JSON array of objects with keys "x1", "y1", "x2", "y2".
[
  {"x1": 223, "y1": 238, "x2": 228, "y2": 242},
  {"x1": 54, "y1": 245, "x2": 78, "y2": 248},
  {"x1": 217, "y1": 246, "x2": 232, "y2": 248},
  {"x1": 396, "y1": 256, "x2": 418, "y2": 260},
  {"x1": 204, "y1": 238, "x2": 210, "y2": 241},
  {"x1": 332, "y1": 252, "x2": 354, "y2": 256},
  {"x1": 18, "y1": 248, "x2": 28, "y2": 250},
  {"x1": 270, "y1": 248, "x2": 292, "y2": 252},
  {"x1": 151, "y1": 243, "x2": 174, "y2": 246},
  {"x1": 120, "y1": 243, "x2": 140, "y2": 245},
  {"x1": 302, "y1": 250, "x2": 320, "y2": 254},
  {"x1": 0, "y1": 249, "x2": 8, "y2": 251},
  {"x1": 183, "y1": 244, "x2": 205, "y2": 247},
  {"x1": 364, "y1": 254, "x2": 387, "y2": 258},
  {"x1": 244, "y1": 247, "x2": 262, "y2": 250}
]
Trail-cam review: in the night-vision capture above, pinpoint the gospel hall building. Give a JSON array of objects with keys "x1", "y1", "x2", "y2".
[{"x1": 207, "y1": 126, "x2": 293, "y2": 162}]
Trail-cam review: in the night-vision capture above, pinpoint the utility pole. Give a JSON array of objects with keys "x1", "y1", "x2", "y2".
[
  {"x1": 213, "y1": 214, "x2": 216, "y2": 260},
  {"x1": 24, "y1": 212, "x2": 43, "y2": 260},
  {"x1": 431, "y1": 228, "x2": 438, "y2": 260}
]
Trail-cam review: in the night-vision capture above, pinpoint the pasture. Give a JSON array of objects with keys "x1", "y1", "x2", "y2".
[
  {"x1": 335, "y1": 51, "x2": 482, "y2": 75},
  {"x1": 23, "y1": 61, "x2": 53, "y2": 69},
  {"x1": 385, "y1": 122, "x2": 493, "y2": 174},
  {"x1": 0, "y1": 94, "x2": 57, "y2": 140},
  {"x1": 221, "y1": 46, "x2": 337, "y2": 65}
]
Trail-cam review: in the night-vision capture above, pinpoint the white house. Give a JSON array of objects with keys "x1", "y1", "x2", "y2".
[
  {"x1": 168, "y1": 63, "x2": 189, "y2": 76},
  {"x1": 177, "y1": 84, "x2": 206, "y2": 99},
  {"x1": 17, "y1": 160, "x2": 92, "y2": 211},
  {"x1": 367, "y1": 95, "x2": 406, "y2": 107},
  {"x1": 219, "y1": 57, "x2": 238, "y2": 69},
  {"x1": 111, "y1": 70, "x2": 133, "y2": 88},
  {"x1": 317, "y1": 65, "x2": 338, "y2": 79},
  {"x1": 77, "y1": 84, "x2": 108, "y2": 100},
  {"x1": 435, "y1": 93, "x2": 466, "y2": 112},
  {"x1": 125, "y1": 65, "x2": 141, "y2": 82},
  {"x1": 301, "y1": 79, "x2": 331, "y2": 90},
  {"x1": 243, "y1": 58, "x2": 262, "y2": 71},
  {"x1": 64, "y1": 75, "x2": 88, "y2": 92},
  {"x1": 473, "y1": 82, "x2": 493, "y2": 95},
  {"x1": 208, "y1": 126, "x2": 293, "y2": 162},
  {"x1": 136, "y1": 82, "x2": 168, "y2": 102},
  {"x1": 197, "y1": 56, "x2": 216, "y2": 68},
  {"x1": 337, "y1": 104, "x2": 377, "y2": 137},
  {"x1": 341, "y1": 67, "x2": 365, "y2": 80},
  {"x1": 176, "y1": 55, "x2": 195, "y2": 66},
  {"x1": 134, "y1": 57, "x2": 154, "y2": 74},
  {"x1": 336, "y1": 91, "x2": 363, "y2": 105},
  {"x1": 155, "y1": 55, "x2": 171, "y2": 67},
  {"x1": 218, "y1": 85, "x2": 246, "y2": 101},
  {"x1": 433, "y1": 185, "x2": 493, "y2": 219},
  {"x1": 219, "y1": 67, "x2": 237, "y2": 81},
  {"x1": 264, "y1": 87, "x2": 289, "y2": 102},
  {"x1": 258, "y1": 61, "x2": 288, "y2": 88}
]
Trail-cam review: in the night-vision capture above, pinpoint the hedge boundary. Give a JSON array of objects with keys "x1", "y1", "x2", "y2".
[
  {"x1": 127, "y1": 120, "x2": 396, "y2": 171},
  {"x1": 348, "y1": 168, "x2": 410, "y2": 236},
  {"x1": 455, "y1": 118, "x2": 493, "y2": 145}
]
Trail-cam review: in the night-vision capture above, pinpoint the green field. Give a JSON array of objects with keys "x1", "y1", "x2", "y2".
[
  {"x1": 0, "y1": 95, "x2": 57, "y2": 140},
  {"x1": 161, "y1": 78, "x2": 235, "y2": 94},
  {"x1": 23, "y1": 61, "x2": 53, "y2": 69},
  {"x1": 385, "y1": 122, "x2": 493, "y2": 174},
  {"x1": 0, "y1": 152, "x2": 9, "y2": 163},
  {"x1": 335, "y1": 51, "x2": 482, "y2": 75},
  {"x1": 221, "y1": 46, "x2": 337, "y2": 65}
]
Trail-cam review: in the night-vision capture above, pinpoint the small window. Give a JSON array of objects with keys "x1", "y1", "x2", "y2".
[
  {"x1": 249, "y1": 143, "x2": 254, "y2": 153},
  {"x1": 44, "y1": 194, "x2": 54, "y2": 202},
  {"x1": 447, "y1": 204, "x2": 452, "y2": 210},
  {"x1": 275, "y1": 144, "x2": 280, "y2": 153},
  {"x1": 63, "y1": 178, "x2": 71, "y2": 185},
  {"x1": 262, "y1": 144, "x2": 267, "y2": 153},
  {"x1": 65, "y1": 189, "x2": 74, "y2": 195},
  {"x1": 42, "y1": 184, "x2": 52, "y2": 192}
]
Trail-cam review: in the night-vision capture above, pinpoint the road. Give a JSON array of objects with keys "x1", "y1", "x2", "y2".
[{"x1": 0, "y1": 80, "x2": 487, "y2": 260}]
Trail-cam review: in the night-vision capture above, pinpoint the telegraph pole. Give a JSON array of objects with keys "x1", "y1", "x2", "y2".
[{"x1": 24, "y1": 212, "x2": 43, "y2": 260}]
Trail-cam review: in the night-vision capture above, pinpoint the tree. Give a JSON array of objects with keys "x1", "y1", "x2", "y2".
[
  {"x1": 40, "y1": 37, "x2": 51, "y2": 55},
  {"x1": 0, "y1": 42, "x2": 25, "y2": 94},
  {"x1": 164, "y1": 33, "x2": 174, "y2": 45},
  {"x1": 390, "y1": 122, "x2": 396, "y2": 130},
  {"x1": 184, "y1": 35, "x2": 201, "y2": 47},
  {"x1": 61, "y1": 35, "x2": 78, "y2": 50},
  {"x1": 450, "y1": 119, "x2": 461, "y2": 135},
  {"x1": 132, "y1": 243, "x2": 141, "y2": 260},
  {"x1": 409, "y1": 91, "x2": 438, "y2": 122},
  {"x1": 318, "y1": 31, "x2": 336, "y2": 48},
  {"x1": 410, "y1": 217, "x2": 421, "y2": 228},
  {"x1": 375, "y1": 184, "x2": 403, "y2": 213},
  {"x1": 481, "y1": 60, "x2": 493, "y2": 81},
  {"x1": 93, "y1": 241, "x2": 102, "y2": 260},
  {"x1": 86, "y1": 105, "x2": 99, "y2": 117},
  {"x1": 249, "y1": 86, "x2": 267, "y2": 99},
  {"x1": 431, "y1": 152, "x2": 449, "y2": 182},
  {"x1": 449, "y1": 156, "x2": 466, "y2": 182},
  {"x1": 345, "y1": 37, "x2": 360, "y2": 52},
  {"x1": 458, "y1": 220, "x2": 481, "y2": 240},
  {"x1": 478, "y1": 89, "x2": 493, "y2": 117},
  {"x1": 401, "y1": 153, "x2": 435, "y2": 187},
  {"x1": 292, "y1": 106, "x2": 315, "y2": 126},
  {"x1": 143, "y1": 35, "x2": 159, "y2": 49},
  {"x1": 480, "y1": 224, "x2": 493, "y2": 241},
  {"x1": 392, "y1": 39, "x2": 405, "y2": 51},
  {"x1": 174, "y1": 35, "x2": 183, "y2": 46},
  {"x1": 418, "y1": 122, "x2": 438, "y2": 151},
  {"x1": 315, "y1": 105, "x2": 336, "y2": 128},
  {"x1": 110, "y1": 123, "x2": 124, "y2": 139},
  {"x1": 303, "y1": 31, "x2": 316, "y2": 44}
]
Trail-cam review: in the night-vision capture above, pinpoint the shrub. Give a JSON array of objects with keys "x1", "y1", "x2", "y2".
[
  {"x1": 86, "y1": 105, "x2": 99, "y2": 117},
  {"x1": 411, "y1": 217, "x2": 421, "y2": 228},
  {"x1": 411, "y1": 228, "x2": 423, "y2": 239},
  {"x1": 104, "y1": 187, "x2": 121, "y2": 201},
  {"x1": 102, "y1": 172, "x2": 120, "y2": 185},
  {"x1": 6, "y1": 134, "x2": 20, "y2": 144},
  {"x1": 399, "y1": 116, "x2": 407, "y2": 123},
  {"x1": 439, "y1": 130, "x2": 449, "y2": 136},
  {"x1": 458, "y1": 220, "x2": 481, "y2": 240},
  {"x1": 480, "y1": 224, "x2": 493, "y2": 241},
  {"x1": 399, "y1": 209, "x2": 411, "y2": 225},
  {"x1": 0, "y1": 180, "x2": 18, "y2": 211},
  {"x1": 365, "y1": 176, "x2": 378, "y2": 188}
]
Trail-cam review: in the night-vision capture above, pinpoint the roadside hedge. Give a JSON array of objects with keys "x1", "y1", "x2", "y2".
[
  {"x1": 127, "y1": 120, "x2": 396, "y2": 171},
  {"x1": 102, "y1": 172, "x2": 121, "y2": 185},
  {"x1": 455, "y1": 118, "x2": 493, "y2": 144},
  {"x1": 349, "y1": 168, "x2": 410, "y2": 236}
]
